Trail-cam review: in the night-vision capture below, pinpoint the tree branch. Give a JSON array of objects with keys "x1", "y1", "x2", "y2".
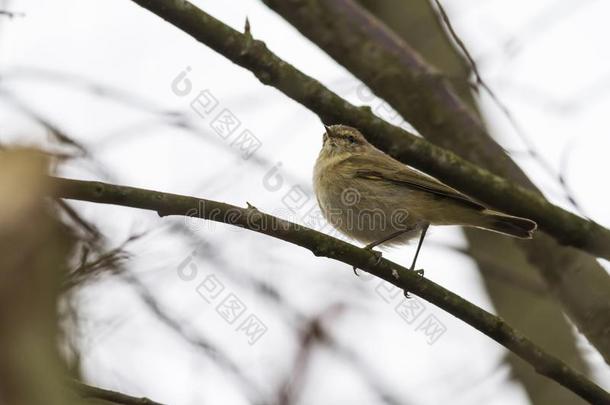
[
  {"x1": 52, "y1": 177, "x2": 610, "y2": 404},
  {"x1": 72, "y1": 380, "x2": 166, "y2": 405},
  {"x1": 125, "y1": 0, "x2": 610, "y2": 264}
]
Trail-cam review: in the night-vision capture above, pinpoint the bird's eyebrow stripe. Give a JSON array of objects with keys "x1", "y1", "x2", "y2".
[{"x1": 334, "y1": 131, "x2": 352, "y2": 138}]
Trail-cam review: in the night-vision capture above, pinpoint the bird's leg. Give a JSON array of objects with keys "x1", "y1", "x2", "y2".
[
  {"x1": 403, "y1": 224, "x2": 429, "y2": 298},
  {"x1": 365, "y1": 229, "x2": 412, "y2": 250},
  {"x1": 409, "y1": 223, "x2": 429, "y2": 275},
  {"x1": 352, "y1": 229, "x2": 411, "y2": 275}
]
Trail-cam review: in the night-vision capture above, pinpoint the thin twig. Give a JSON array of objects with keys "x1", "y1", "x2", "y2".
[{"x1": 121, "y1": 272, "x2": 264, "y2": 403}]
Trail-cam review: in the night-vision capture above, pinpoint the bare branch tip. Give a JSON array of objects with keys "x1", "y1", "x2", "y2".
[{"x1": 244, "y1": 17, "x2": 251, "y2": 37}]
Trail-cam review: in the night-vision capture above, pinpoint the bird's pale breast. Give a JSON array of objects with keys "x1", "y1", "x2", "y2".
[{"x1": 314, "y1": 154, "x2": 422, "y2": 246}]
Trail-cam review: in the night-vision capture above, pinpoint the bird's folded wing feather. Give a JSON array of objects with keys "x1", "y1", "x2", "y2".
[{"x1": 346, "y1": 154, "x2": 485, "y2": 210}]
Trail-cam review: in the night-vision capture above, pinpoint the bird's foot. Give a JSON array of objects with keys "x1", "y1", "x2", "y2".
[
  {"x1": 403, "y1": 268, "x2": 424, "y2": 298},
  {"x1": 413, "y1": 268, "x2": 424, "y2": 277},
  {"x1": 352, "y1": 245, "x2": 383, "y2": 276}
]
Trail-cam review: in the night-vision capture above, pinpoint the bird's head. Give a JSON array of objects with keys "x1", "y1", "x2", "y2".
[{"x1": 321, "y1": 124, "x2": 370, "y2": 156}]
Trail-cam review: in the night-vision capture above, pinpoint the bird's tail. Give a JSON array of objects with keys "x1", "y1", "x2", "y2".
[{"x1": 478, "y1": 210, "x2": 537, "y2": 239}]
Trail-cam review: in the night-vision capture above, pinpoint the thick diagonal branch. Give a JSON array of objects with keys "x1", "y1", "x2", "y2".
[
  {"x1": 126, "y1": 0, "x2": 610, "y2": 263},
  {"x1": 52, "y1": 177, "x2": 610, "y2": 404}
]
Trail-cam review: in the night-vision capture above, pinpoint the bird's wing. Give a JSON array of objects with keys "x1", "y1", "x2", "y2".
[{"x1": 346, "y1": 153, "x2": 485, "y2": 210}]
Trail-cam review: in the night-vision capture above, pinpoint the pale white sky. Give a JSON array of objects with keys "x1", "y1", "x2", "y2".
[{"x1": 1, "y1": 0, "x2": 609, "y2": 404}]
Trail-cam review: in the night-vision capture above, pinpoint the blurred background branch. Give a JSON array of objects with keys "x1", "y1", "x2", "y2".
[{"x1": 0, "y1": 149, "x2": 78, "y2": 405}]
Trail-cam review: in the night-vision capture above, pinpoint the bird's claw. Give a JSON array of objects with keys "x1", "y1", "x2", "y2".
[
  {"x1": 403, "y1": 268, "x2": 424, "y2": 298},
  {"x1": 353, "y1": 248, "x2": 383, "y2": 277},
  {"x1": 370, "y1": 250, "x2": 383, "y2": 265}
]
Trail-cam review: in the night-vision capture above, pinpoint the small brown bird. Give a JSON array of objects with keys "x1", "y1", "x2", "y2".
[{"x1": 313, "y1": 124, "x2": 537, "y2": 272}]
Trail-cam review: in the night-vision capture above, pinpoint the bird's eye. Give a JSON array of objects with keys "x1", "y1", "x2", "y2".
[{"x1": 347, "y1": 135, "x2": 356, "y2": 144}]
